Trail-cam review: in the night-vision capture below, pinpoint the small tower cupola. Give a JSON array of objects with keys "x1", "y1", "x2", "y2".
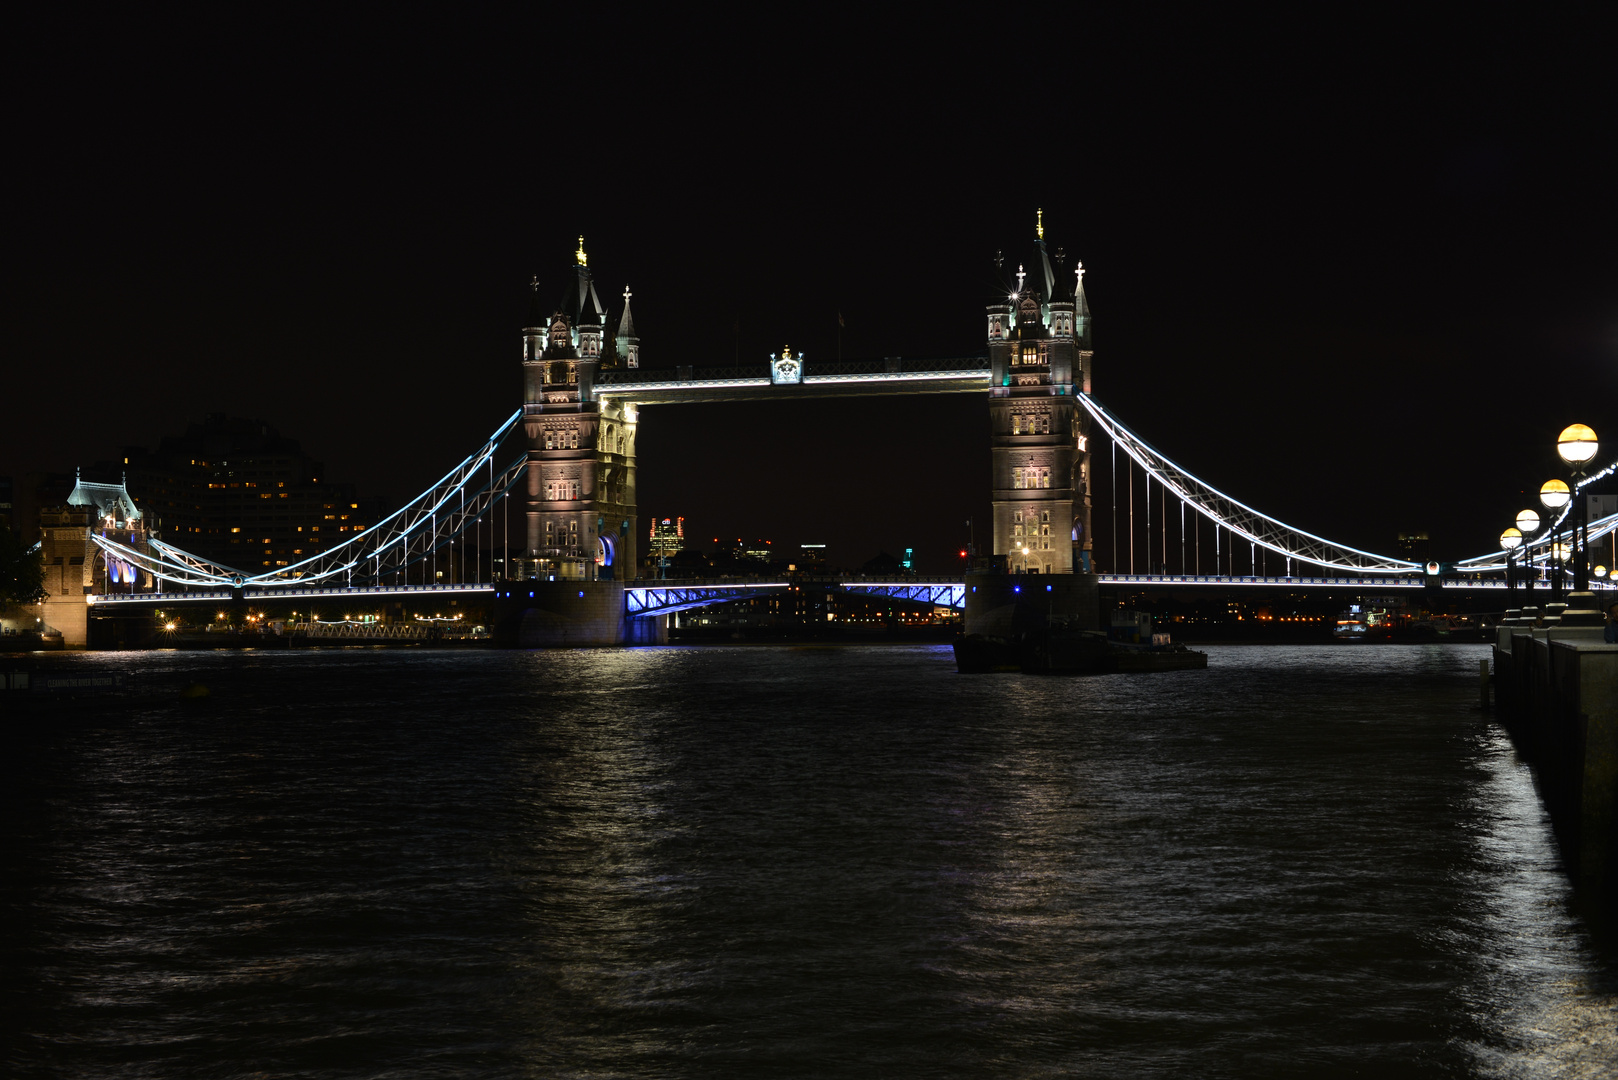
[{"x1": 617, "y1": 285, "x2": 640, "y2": 369}]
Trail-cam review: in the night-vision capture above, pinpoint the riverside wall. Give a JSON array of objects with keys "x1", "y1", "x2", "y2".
[{"x1": 1493, "y1": 609, "x2": 1618, "y2": 909}]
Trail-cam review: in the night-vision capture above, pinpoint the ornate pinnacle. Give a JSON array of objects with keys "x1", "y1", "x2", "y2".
[
  {"x1": 1036, "y1": 208, "x2": 1044, "y2": 240},
  {"x1": 575, "y1": 236, "x2": 588, "y2": 266}
]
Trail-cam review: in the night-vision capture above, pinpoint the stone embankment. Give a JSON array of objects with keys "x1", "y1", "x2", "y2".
[{"x1": 1493, "y1": 593, "x2": 1618, "y2": 909}]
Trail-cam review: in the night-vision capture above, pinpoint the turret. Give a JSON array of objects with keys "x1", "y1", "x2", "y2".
[
  {"x1": 522, "y1": 277, "x2": 547, "y2": 407},
  {"x1": 617, "y1": 285, "x2": 639, "y2": 368}
]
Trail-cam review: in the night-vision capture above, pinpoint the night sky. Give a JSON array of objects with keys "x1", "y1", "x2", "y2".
[{"x1": 6, "y1": 13, "x2": 1615, "y2": 574}]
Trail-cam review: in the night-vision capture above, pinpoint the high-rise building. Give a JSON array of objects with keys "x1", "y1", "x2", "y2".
[
  {"x1": 648, "y1": 517, "x2": 685, "y2": 558},
  {"x1": 116, "y1": 415, "x2": 368, "y2": 571},
  {"x1": 517, "y1": 238, "x2": 639, "y2": 580},
  {"x1": 986, "y1": 213, "x2": 1093, "y2": 574}
]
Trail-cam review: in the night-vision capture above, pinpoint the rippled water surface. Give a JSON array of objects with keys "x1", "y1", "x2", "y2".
[{"x1": 2, "y1": 644, "x2": 1615, "y2": 1078}]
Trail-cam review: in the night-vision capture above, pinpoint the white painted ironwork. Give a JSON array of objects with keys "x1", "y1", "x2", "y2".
[{"x1": 1078, "y1": 394, "x2": 1421, "y2": 574}]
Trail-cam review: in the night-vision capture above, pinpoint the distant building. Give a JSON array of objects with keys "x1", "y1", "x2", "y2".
[
  {"x1": 0, "y1": 476, "x2": 11, "y2": 529},
  {"x1": 648, "y1": 517, "x2": 685, "y2": 558},
  {"x1": 796, "y1": 543, "x2": 826, "y2": 570},
  {"x1": 116, "y1": 414, "x2": 368, "y2": 572}
]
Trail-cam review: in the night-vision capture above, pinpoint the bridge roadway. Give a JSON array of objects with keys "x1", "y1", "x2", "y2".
[
  {"x1": 593, "y1": 356, "x2": 992, "y2": 405},
  {"x1": 87, "y1": 573, "x2": 1602, "y2": 617}
]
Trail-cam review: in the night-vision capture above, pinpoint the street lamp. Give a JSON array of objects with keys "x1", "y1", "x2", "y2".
[
  {"x1": 1516, "y1": 509, "x2": 1541, "y2": 591},
  {"x1": 1556, "y1": 424, "x2": 1599, "y2": 591},
  {"x1": 1500, "y1": 527, "x2": 1522, "y2": 590},
  {"x1": 1541, "y1": 480, "x2": 1572, "y2": 599}
]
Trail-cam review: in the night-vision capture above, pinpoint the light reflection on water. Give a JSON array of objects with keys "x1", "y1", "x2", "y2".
[{"x1": 1, "y1": 643, "x2": 1614, "y2": 1078}]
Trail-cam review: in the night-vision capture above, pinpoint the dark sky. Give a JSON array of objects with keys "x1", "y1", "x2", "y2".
[{"x1": 6, "y1": 12, "x2": 1615, "y2": 573}]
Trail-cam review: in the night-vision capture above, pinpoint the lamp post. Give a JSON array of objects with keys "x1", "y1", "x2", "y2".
[
  {"x1": 1516, "y1": 508, "x2": 1541, "y2": 592},
  {"x1": 1556, "y1": 424, "x2": 1599, "y2": 592},
  {"x1": 1541, "y1": 480, "x2": 1571, "y2": 600},
  {"x1": 1500, "y1": 527, "x2": 1523, "y2": 590}
]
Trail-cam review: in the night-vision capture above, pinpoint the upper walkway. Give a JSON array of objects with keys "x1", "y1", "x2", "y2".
[{"x1": 594, "y1": 356, "x2": 991, "y2": 405}]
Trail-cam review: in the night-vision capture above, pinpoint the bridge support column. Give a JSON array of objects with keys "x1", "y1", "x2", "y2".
[
  {"x1": 624, "y1": 613, "x2": 668, "y2": 645},
  {"x1": 964, "y1": 571, "x2": 1099, "y2": 638},
  {"x1": 492, "y1": 580, "x2": 625, "y2": 647}
]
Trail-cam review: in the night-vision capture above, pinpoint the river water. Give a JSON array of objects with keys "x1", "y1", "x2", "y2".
[{"x1": 2, "y1": 644, "x2": 1615, "y2": 1078}]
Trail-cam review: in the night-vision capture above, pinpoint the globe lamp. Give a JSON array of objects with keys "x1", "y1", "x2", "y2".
[
  {"x1": 1556, "y1": 424, "x2": 1599, "y2": 467},
  {"x1": 1540, "y1": 479, "x2": 1571, "y2": 512},
  {"x1": 1516, "y1": 508, "x2": 1541, "y2": 534},
  {"x1": 1499, "y1": 528, "x2": 1522, "y2": 551}
]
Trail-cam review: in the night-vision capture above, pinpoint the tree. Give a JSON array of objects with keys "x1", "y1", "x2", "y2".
[{"x1": 0, "y1": 523, "x2": 46, "y2": 605}]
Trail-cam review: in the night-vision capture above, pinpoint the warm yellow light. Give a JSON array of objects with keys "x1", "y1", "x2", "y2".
[
  {"x1": 1499, "y1": 528, "x2": 1523, "y2": 551},
  {"x1": 1556, "y1": 423, "x2": 1599, "y2": 467},
  {"x1": 1595, "y1": 565, "x2": 1609, "y2": 578},
  {"x1": 1516, "y1": 508, "x2": 1541, "y2": 535},
  {"x1": 1036, "y1": 207, "x2": 1044, "y2": 240},
  {"x1": 1540, "y1": 479, "x2": 1571, "y2": 511},
  {"x1": 575, "y1": 235, "x2": 587, "y2": 266}
]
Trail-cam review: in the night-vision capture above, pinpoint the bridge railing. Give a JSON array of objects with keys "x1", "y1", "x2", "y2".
[{"x1": 596, "y1": 356, "x2": 991, "y2": 388}]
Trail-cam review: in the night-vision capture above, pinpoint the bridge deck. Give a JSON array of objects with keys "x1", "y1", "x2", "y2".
[{"x1": 594, "y1": 357, "x2": 991, "y2": 405}]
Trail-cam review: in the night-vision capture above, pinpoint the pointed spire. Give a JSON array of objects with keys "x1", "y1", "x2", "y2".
[
  {"x1": 1074, "y1": 261, "x2": 1091, "y2": 345},
  {"x1": 525, "y1": 274, "x2": 546, "y2": 327},
  {"x1": 618, "y1": 285, "x2": 636, "y2": 339}
]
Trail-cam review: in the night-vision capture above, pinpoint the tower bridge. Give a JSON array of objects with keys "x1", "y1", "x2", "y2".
[{"x1": 60, "y1": 223, "x2": 1616, "y2": 648}]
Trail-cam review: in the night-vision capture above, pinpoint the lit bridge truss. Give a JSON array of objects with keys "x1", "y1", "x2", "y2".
[
  {"x1": 86, "y1": 388, "x2": 1615, "y2": 600},
  {"x1": 1452, "y1": 456, "x2": 1618, "y2": 573},
  {"x1": 843, "y1": 582, "x2": 966, "y2": 608},
  {"x1": 1078, "y1": 394, "x2": 1422, "y2": 574},
  {"x1": 625, "y1": 583, "x2": 789, "y2": 616},
  {"x1": 91, "y1": 410, "x2": 527, "y2": 589}
]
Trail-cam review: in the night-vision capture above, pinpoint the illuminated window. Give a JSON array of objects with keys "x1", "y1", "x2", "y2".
[
  {"x1": 568, "y1": 429, "x2": 579, "y2": 449},
  {"x1": 1020, "y1": 345, "x2": 1038, "y2": 365},
  {"x1": 231, "y1": 527, "x2": 241, "y2": 533},
  {"x1": 544, "y1": 431, "x2": 555, "y2": 450},
  {"x1": 1013, "y1": 524, "x2": 1023, "y2": 538}
]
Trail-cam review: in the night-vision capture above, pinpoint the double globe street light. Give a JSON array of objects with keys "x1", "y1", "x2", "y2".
[
  {"x1": 1554, "y1": 423, "x2": 1600, "y2": 592},
  {"x1": 1503, "y1": 507, "x2": 1541, "y2": 591}
]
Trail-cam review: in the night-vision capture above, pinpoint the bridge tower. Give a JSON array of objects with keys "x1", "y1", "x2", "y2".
[
  {"x1": 517, "y1": 238, "x2": 639, "y2": 581},
  {"x1": 986, "y1": 212, "x2": 1094, "y2": 574}
]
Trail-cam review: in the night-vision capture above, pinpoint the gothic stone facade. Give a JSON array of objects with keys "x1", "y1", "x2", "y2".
[
  {"x1": 987, "y1": 239, "x2": 1094, "y2": 575},
  {"x1": 517, "y1": 244, "x2": 639, "y2": 580}
]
